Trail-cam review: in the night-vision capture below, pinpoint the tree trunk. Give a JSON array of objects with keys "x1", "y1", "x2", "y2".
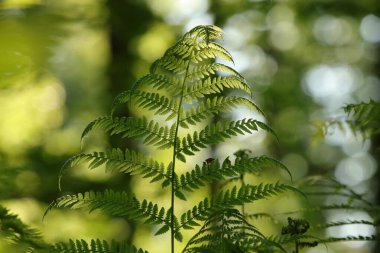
[{"x1": 105, "y1": 0, "x2": 155, "y2": 244}]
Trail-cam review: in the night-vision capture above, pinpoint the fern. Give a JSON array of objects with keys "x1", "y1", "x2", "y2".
[
  {"x1": 276, "y1": 177, "x2": 379, "y2": 250},
  {"x1": 46, "y1": 25, "x2": 302, "y2": 253},
  {"x1": 0, "y1": 205, "x2": 48, "y2": 252},
  {"x1": 315, "y1": 100, "x2": 380, "y2": 140},
  {"x1": 182, "y1": 208, "x2": 282, "y2": 253},
  {"x1": 178, "y1": 182, "x2": 299, "y2": 231},
  {"x1": 344, "y1": 99, "x2": 380, "y2": 136},
  {"x1": 179, "y1": 97, "x2": 263, "y2": 127},
  {"x1": 81, "y1": 116, "x2": 175, "y2": 150},
  {"x1": 45, "y1": 190, "x2": 174, "y2": 232},
  {"x1": 176, "y1": 119, "x2": 273, "y2": 161},
  {"x1": 316, "y1": 219, "x2": 379, "y2": 228},
  {"x1": 47, "y1": 239, "x2": 149, "y2": 253},
  {"x1": 58, "y1": 148, "x2": 170, "y2": 190}
]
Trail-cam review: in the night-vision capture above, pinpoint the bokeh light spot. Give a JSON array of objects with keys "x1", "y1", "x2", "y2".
[
  {"x1": 360, "y1": 14, "x2": 380, "y2": 43},
  {"x1": 335, "y1": 154, "x2": 377, "y2": 186},
  {"x1": 303, "y1": 64, "x2": 357, "y2": 108}
]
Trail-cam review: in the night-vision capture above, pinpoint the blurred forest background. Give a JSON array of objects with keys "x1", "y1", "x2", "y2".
[{"x1": 0, "y1": 0, "x2": 379, "y2": 252}]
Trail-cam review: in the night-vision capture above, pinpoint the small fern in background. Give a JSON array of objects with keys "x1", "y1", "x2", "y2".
[
  {"x1": 0, "y1": 205, "x2": 46, "y2": 253},
  {"x1": 343, "y1": 100, "x2": 380, "y2": 138},
  {"x1": 297, "y1": 177, "x2": 379, "y2": 243},
  {"x1": 314, "y1": 100, "x2": 380, "y2": 140},
  {"x1": 43, "y1": 25, "x2": 300, "y2": 253}
]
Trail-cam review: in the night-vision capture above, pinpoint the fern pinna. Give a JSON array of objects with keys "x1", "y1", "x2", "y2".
[{"x1": 45, "y1": 25, "x2": 298, "y2": 253}]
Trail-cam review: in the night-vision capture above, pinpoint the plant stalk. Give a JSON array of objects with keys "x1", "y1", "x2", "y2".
[
  {"x1": 170, "y1": 60, "x2": 192, "y2": 253},
  {"x1": 295, "y1": 240, "x2": 299, "y2": 253}
]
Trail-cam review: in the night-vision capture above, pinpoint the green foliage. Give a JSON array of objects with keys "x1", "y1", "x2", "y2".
[
  {"x1": 283, "y1": 177, "x2": 380, "y2": 247},
  {"x1": 48, "y1": 239, "x2": 149, "y2": 253},
  {"x1": 0, "y1": 205, "x2": 47, "y2": 252},
  {"x1": 43, "y1": 25, "x2": 378, "y2": 253},
  {"x1": 316, "y1": 100, "x2": 380, "y2": 140},
  {"x1": 59, "y1": 148, "x2": 169, "y2": 191},
  {"x1": 45, "y1": 25, "x2": 296, "y2": 252},
  {"x1": 177, "y1": 182, "x2": 298, "y2": 231},
  {"x1": 343, "y1": 100, "x2": 380, "y2": 138},
  {"x1": 182, "y1": 208, "x2": 281, "y2": 253}
]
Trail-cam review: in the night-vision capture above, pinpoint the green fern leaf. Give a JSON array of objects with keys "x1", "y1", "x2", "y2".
[
  {"x1": 184, "y1": 76, "x2": 251, "y2": 102},
  {"x1": 58, "y1": 148, "x2": 169, "y2": 190},
  {"x1": 316, "y1": 100, "x2": 380, "y2": 141},
  {"x1": 45, "y1": 190, "x2": 172, "y2": 228},
  {"x1": 154, "y1": 225, "x2": 170, "y2": 236},
  {"x1": 183, "y1": 208, "x2": 282, "y2": 253},
  {"x1": 233, "y1": 155, "x2": 292, "y2": 181},
  {"x1": 187, "y1": 63, "x2": 245, "y2": 83},
  {"x1": 185, "y1": 25, "x2": 223, "y2": 43},
  {"x1": 112, "y1": 90, "x2": 179, "y2": 120},
  {"x1": 161, "y1": 37, "x2": 233, "y2": 65},
  {"x1": 175, "y1": 158, "x2": 235, "y2": 194},
  {"x1": 344, "y1": 100, "x2": 380, "y2": 137},
  {"x1": 50, "y1": 239, "x2": 149, "y2": 253},
  {"x1": 179, "y1": 182, "x2": 299, "y2": 230},
  {"x1": 316, "y1": 219, "x2": 379, "y2": 229},
  {"x1": 81, "y1": 116, "x2": 175, "y2": 150},
  {"x1": 299, "y1": 176, "x2": 372, "y2": 206},
  {"x1": 0, "y1": 205, "x2": 47, "y2": 252},
  {"x1": 179, "y1": 97, "x2": 263, "y2": 127},
  {"x1": 175, "y1": 155, "x2": 292, "y2": 195},
  {"x1": 150, "y1": 55, "x2": 188, "y2": 75},
  {"x1": 318, "y1": 235, "x2": 377, "y2": 244},
  {"x1": 112, "y1": 75, "x2": 182, "y2": 111},
  {"x1": 176, "y1": 119, "x2": 271, "y2": 160}
]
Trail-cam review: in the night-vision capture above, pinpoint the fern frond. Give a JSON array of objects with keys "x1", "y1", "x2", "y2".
[
  {"x1": 81, "y1": 116, "x2": 175, "y2": 150},
  {"x1": 187, "y1": 63, "x2": 245, "y2": 84},
  {"x1": 175, "y1": 155, "x2": 291, "y2": 197},
  {"x1": 59, "y1": 148, "x2": 169, "y2": 190},
  {"x1": 176, "y1": 119, "x2": 272, "y2": 161},
  {"x1": 152, "y1": 54, "x2": 189, "y2": 75},
  {"x1": 52, "y1": 25, "x2": 294, "y2": 252},
  {"x1": 345, "y1": 104, "x2": 380, "y2": 138},
  {"x1": 233, "y1": 155, "x2": 292, "y2": 180},
  {"x1": 184, "y1": 76, "x2": 251, "y2": 102},
  {"x1": 180, "y1": 97, "x2": 263, "y2": 127},
  {"x1": 316, "y1": 100, "x2": 380, "y2": 140},
  {"x1": 175, "y1": 158, "x2": 236, "y2": 196},
  {"x1": 185, "y1": 25, "x2": 223, "y2": 43},
  {"x1": 0, "y1": 205, "x2": 47, "y2": 251},
  {"x1": 319, "y1": 235, "x2": 378, "y2": 244},
  {"x1": 344, "y1": 100, "x2": 380, "y2": 126},
  {"x1": 193, "y1": 41, "x2": 234, "y2": 63},
  {"x1": 45, "y1": 190, "x2": 173, "y2": 232},
  {"x1": 112, "y1": 90, "x2": 179, "y2": 120},
  {"x1": 246, "y1": 212, "x2": 276, "y2": 221},
  {"x1": 299, "y1": 176, "x2": 372, "y2": 206},
  {"x1": 282, "y1": 204, "x2": 380, "y2": 216},
  {"x1": 315, "y1": 219, "x2": 379, "y2": 229},
  {"x1": 112, "y1": 75, "x2": 182, "y2": 110},
  {"x1": 183, "y1": 208, "x2": 282, "y2": 253},
  {"x1": 50, "y1": 239, "x2": 149, "y2": 253},
  {"x1": 163, "y1": 38, "x2": 233, "y2": 65},
  {"x1": 179, "y1": 182, "x2": 298, "y2": 230}
]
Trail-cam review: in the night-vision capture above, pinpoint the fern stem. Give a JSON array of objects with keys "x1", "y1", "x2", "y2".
[
  {"x1": 295, "y1": 240, "x2": 299, "y2": 253},
  {"x1": 240, "y1": 173, "x2": 246, "y2": 235},
  {"x1": 240, "y1": 173, "x2": 246, "y2": 216},
  {"x1": 170, "y1": 55, "x2": 193, "y2": 253}
]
